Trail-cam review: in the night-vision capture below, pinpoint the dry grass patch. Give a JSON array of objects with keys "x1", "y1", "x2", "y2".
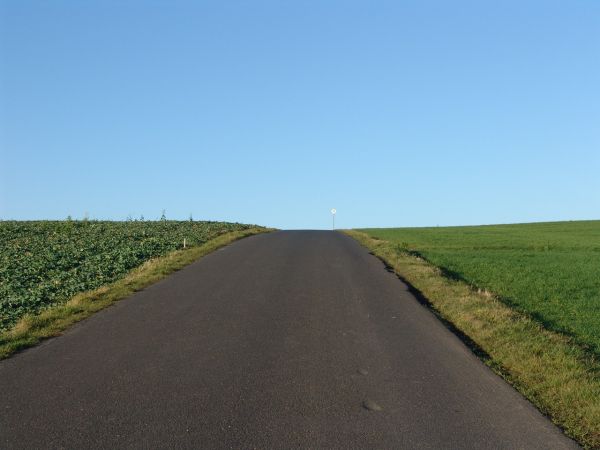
[
  {"x1": 345, "y1": 230, "x2": 600, "y2": 449},
  {"x1": 0, "y1": 227, "x2": 270, "y2": 360}
]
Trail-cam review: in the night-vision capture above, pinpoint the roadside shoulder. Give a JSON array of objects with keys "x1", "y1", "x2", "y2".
[
  {"x1": 0, "y1": 227, "x2": 272, "y2": 360},
  {"x1": 344, "y1": 229, "x2": 600, "y2": 449}
]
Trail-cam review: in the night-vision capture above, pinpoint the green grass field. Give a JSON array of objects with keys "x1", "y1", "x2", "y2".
[
  {"x1": 361, "y1": 221, "x2": 600, "y2": 358},
  {"x1": 0, "y1": 220, "x2": 253, "y2": 330}
]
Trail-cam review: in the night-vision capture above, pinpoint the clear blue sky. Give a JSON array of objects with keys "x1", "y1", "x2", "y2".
[{"x1": 1, "y1": 1, "x2": 599, "y2": 229}]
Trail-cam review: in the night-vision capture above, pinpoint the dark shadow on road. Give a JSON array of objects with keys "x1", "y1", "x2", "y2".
[{"x1": 371, "y1": 251, "x2": 498, "y2": 368}]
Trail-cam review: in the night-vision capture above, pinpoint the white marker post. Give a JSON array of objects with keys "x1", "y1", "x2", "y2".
[{"x1": 331, "y1": 208, "x2": 337, "y2": 230}]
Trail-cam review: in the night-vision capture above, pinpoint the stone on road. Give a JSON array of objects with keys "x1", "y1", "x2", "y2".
[{"x1": 0, "y1": 231, "x2": 578, "y2": 449}]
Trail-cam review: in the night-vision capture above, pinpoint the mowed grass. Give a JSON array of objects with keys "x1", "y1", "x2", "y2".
[
  {"x1": 347, "y1": 225, "x2": 600, "y2": 448},
  {"x1": 361, "y1": 221, "x2": 600, "y2": 358}
]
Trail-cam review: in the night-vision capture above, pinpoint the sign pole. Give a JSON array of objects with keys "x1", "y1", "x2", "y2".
[{"x1": 331, "y1": 208, "x2": 337, "y2": 230}]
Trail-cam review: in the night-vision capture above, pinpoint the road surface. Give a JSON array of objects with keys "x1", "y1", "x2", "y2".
[{"x1": 0, "y1": 231, "x2": 578, "y2": 449}]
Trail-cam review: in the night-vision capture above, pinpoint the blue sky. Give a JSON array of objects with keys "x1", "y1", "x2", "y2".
[{"x1": 1, "y1": 1, "x2": 599, "y2": 229}]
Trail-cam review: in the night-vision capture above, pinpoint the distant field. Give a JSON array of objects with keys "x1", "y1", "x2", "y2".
[
  {"x1": 0, "y1": 220, "x2": 252, "y2": 330},
  {"x1": 361, "y1": 221, "x2": 600, "y2": 357}
]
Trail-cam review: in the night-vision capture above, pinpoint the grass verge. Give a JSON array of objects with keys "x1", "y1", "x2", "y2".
[
  {"x1": 345, "y1": 230, "x2": 600, "y2": 449},
  {"x1": 359, "y1": 221, "x2": 600, "y2": 358},
  {"x1": 0, "y1": 227, "x2": 270, "y2": 361}
]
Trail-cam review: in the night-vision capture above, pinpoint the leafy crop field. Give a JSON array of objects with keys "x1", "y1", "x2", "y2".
[
  {"x1": 0, "y1": 220, "x2": 252, "y2": 330},
  {"x1": 361, "y1": 221, "x2": 600, "y2": 357}
]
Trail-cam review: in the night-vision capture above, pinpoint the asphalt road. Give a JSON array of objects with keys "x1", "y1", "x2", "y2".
[{"x1": 0, "y1": 231, "x2": 578, "y2": 449}]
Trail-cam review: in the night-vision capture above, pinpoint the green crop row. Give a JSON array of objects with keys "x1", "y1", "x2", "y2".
[{"x1": 0, "y1": 220, "x2": 252, "y2": 330}]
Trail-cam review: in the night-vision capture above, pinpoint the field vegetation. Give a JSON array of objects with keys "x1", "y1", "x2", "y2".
[
  {"x1": 0, "y1": 219, "x2": 255, "y2": 330},
  {"x1": 349, "y1": 220, "x2": 600, "y2": 448},
  {"x1": 361, "y1": 221, "x2": 600, "y2": 357},
  {"x1": 0, "y1": 226, "x2": 267, "y2": 360}
]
